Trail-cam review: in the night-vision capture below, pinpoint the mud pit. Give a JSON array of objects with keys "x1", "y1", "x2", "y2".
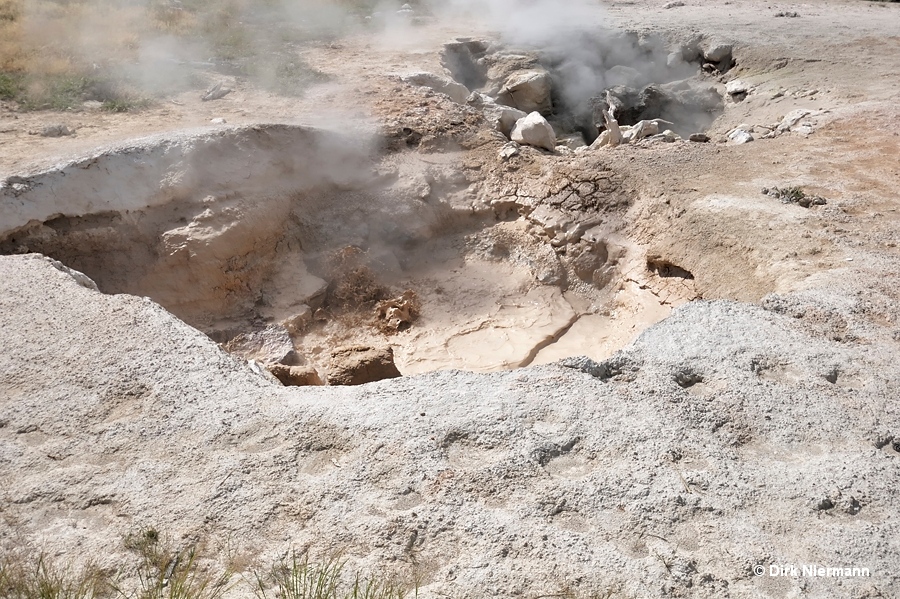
[
  {"x1": 0, "y1": 27, "x2": 741, "y2": 384},
  {"x1": 0, "y1": 120, "x2": 699, "y2": 382}
]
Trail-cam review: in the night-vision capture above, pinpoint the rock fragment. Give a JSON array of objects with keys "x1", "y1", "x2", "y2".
[
  {"x1": 728, "y1": 129, "x2": 754, "y2": 144},
  {"x1": 268, "y1": 364, "x2": 323, "y2": 386},
  {"x1": 510, "y1": 111, "x2": 557, "y2": 151},
  {"x1": 401, "y1": 72, "x2": 470, "y2": 104},
  {"x1": 329, "y1": 346, "x2": 402, "y2": 386},
  {"x1": 201, "y1": 82, "x2": 232, "y2": 101}
]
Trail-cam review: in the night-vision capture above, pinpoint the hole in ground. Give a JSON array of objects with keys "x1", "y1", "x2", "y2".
[
  {"x1": 442, "y1": 29, "x2": 730, "y2": 145},
  {"x1": 0, "y1": 124, "x2": 703, "y2": 385}
]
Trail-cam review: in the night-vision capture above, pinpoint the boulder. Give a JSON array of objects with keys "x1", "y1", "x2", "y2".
[
  {"x1": 496, "y1": 69, "x2": 553, "y2": 115},
  {"x1": 401, "y1": 72, "x2": 470, "y2": 104},
  {"x1": 591, "y1": 129, "x2": 611, "y2": 148},
  {"x1": 328, "y1": 345, "x2": 402, "y2": 386},
  {"x1": 510, "y1": 112, "x2": 557, "y2": 151},
  {"x1": 481, "y1": 53, "x2": 542, "y2": 96}
]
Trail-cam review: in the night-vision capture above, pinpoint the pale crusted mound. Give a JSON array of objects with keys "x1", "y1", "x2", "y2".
[{"x1": 1, "y1": 254, "x2": 897, "y2": 597}]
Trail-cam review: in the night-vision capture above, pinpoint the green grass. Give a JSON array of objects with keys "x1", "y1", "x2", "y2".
[
  {"x1": 252, "y1": 552, "x2": 414, "y2": 599},
  {"x1": 0, "y1": 530, "x2": 420, "y2": 599},
  {"x1": 101, "y1": 97, "x2": 152, "y2": 113},
  {"x1": 0, "y1": 71, "x2": 22, "y2": 100},
  {"x1": 0, "y1": 73, "x2": 151, "y2": 112}
]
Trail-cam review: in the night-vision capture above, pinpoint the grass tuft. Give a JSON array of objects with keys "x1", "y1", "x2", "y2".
[
  {"x1": 252, "y1": 552, "x2": 413, "y2": 599},
  {"x1": 118, "y1": 527, "x2": 232, "y2": 599},
  {"x1": 0, "y1": 551, "x2": 111, "y2": 599}
]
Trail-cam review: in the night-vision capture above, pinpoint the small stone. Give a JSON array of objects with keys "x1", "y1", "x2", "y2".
[
  {"x1": 728, "y1": 129, "x2": 754, "y2": 144},
  {"x1": 689, "y1": 133, "x2": 710, "y2": 143},
  {"x1": 40, "y1": 124, "x2": 73, "y2": 138},
  {"x1": 201, "y1": 82, "x2": 232, "y2": 102},
  {"x1": 776, "y1": 109, "x2": 811, "y2": 132},
  {"x1": 499, "y1": 142, "x2": 520, "y2": 160},
  {"x1": 667, "y1": 52, "x2": 685, "y2": 68},
  {"x1": 726, "y1": 80, "x2": 749, "y2": 95},
  {"x1": 210, "y1": 117, "x2": 227, "y2": 125},
  {"x1": 268, "y1": 364, "x2": 323, "y2": 386}
]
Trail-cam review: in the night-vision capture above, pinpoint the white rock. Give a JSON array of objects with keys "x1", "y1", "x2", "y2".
[
  {"x1": 661, "y1": 129, "x2": 680, "y2": 143},
  {"x1": 499, "y1": 142, "x2": 520, "y2": 160},
  {"x1": 628, "y1": 120, "x2": 660, "y2": 141},
  {"x1": 510, "y1": 112, "x2": 557, "y2": 151},
  {"x1": 728, "y1": 129, "x2": 754, "y2": 144},
  {"x1": 703, "y1": 42, "x2": 733, "y2": 63},
  {"x1": 210, "y1": 118, "x2": 227, "y2": 125},
  {"x1": 483, "y1": 103, "x2": 528, "y2": 138},
  {"x1": 726, "y1": 80, "x2": 749, "y2": 95},
  {"x1": 591, "y1": 130, "x2": 611, "y2": 148},
  {"x1": 667, "y1": 51, "x2": 685, "y2": 68},
  {"x1": 401, "y1": 72, "x2": 470, "y2": 104},
  {"x1": 777, "y1": 109, "x2": 812, "y2": 132},
  {"x1": 497, "y1": 70, "x2": 553, "y2": 114}
]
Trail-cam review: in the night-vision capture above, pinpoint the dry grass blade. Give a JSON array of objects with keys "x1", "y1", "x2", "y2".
[
  {"x1": 0, "y1": 551, "x2": 110, "y2": 599},
  {"x1": 252, "y1": 552, "x2": 413, "y2": 599}
]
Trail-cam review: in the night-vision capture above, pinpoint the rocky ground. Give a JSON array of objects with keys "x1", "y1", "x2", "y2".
[{"x1": 1, "y1": 0, "x2": 899, "y2": 597}]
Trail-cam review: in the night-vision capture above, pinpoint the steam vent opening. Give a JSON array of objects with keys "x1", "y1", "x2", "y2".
[{"x1": 1, "y1": 28, "x2": 753, "y2": 388}]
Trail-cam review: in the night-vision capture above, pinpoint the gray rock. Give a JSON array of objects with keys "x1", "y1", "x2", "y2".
[
  {"x1": 703, "y1": 42, "x2": 733, "y2": 63},
  {"x1": 496, "y1": 69, "x2": 553, "y2": 115},
  {"x1": 40, "y1": 124, "x2": 73, "y2": 137},
  {"x1": 401, "y1": 72, "x2": 470, "y2": 104}
]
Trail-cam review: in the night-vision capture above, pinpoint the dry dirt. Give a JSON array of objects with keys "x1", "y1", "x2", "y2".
[{"x1": 1, "y1": 0, "x2": 900, "y2": 597}]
